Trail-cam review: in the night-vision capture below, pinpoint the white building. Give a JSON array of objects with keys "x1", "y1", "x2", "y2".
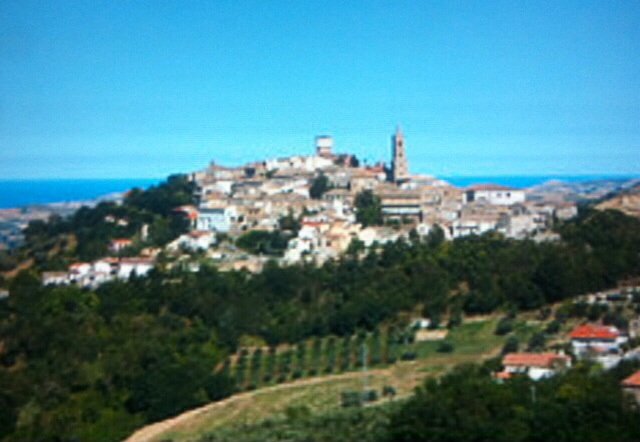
[
  {"x1": 315, "y1": 136, "x2": 333, "y2": 158},
  {"x1": 196, "y1": 207, "x2": 238, "y2": 233},
  {"x1": 463, "y1": 185, "x2": 526, "y2": 206},
  {"x1": 42, "y1": 271, "x2": 70, "y2": 286},
  {"x1": 117, "y1": 258, "x2": 154, "y2": 280},
  {"x1": 265, "y1": 155, "x2": 333, "y2": 172},
  {"x1": 109, "y1": 238, "x2": 133, "y2": 253},
  {"x1": 570, "y1": 324, "x2": 627, "y2": 368},
  {"x1": 168, "y1": 230, "x2": 216, "y2": 252},
  {"x1": 497, "y1": 352, "x2": 571, "y2": 381}
]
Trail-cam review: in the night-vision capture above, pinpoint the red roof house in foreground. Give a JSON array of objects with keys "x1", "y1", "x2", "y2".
[
  {"x1": 496, "y1": 352, "x2": 571, "y2": 381},
  {"x1": 622, "y1": 370, "x2": 640, "y2": 403}
]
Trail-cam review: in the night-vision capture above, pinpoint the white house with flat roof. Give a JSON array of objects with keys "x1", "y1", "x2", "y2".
[
  {"x1": 196, "y1": 207, "x2": 238, "y2": 233},
  {"x1": 463, "y1": 185, "x2": 526, "y2": 206}
]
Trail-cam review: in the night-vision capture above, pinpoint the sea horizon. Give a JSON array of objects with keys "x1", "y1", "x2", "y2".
[{"x1": 0, "y1": 174, "x2": 637, "y2": 210}]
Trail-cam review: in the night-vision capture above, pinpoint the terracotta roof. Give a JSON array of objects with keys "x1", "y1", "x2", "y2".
[
  {"x1": 69, "y1": 262, "x2": 89, "y2": 269},
  {"x1": 189, "y1": 230, "x2": 213, "y2": 238},
  {"x1": 570, "y1": 324, "x2": 620, "y2": 340},
  {"x1": 622, "y1": 371, "x2": 640, "y2": 388},
  {"x1": 111, "y1": 238, "x2": 132, "y2": 245},
  {"x1": 503, "y1": 353, "x2": 569, "y2": 368},
  {"x1": 495, "y1": 371, "x2": 512, "y2": 380}
]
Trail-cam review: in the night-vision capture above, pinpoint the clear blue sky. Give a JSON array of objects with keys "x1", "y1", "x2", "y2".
[{"x1": 1, "y1": 0, "x2": 639, "y2": 179}]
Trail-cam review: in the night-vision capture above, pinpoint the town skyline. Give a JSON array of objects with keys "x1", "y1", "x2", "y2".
[{"x1": 1, "y1": 1, "x2": 639, "y2": 179}]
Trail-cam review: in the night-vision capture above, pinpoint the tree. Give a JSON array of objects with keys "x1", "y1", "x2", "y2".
[
  {"x1": 502, "y1": 336, "x2": 519, "y2": 355},
  {"x1": 309, "y1": 174, "x2": 330, "y2": 199},
  {"x1": 426, "y1": 224, "x2": 446, "y2": 248},
  {"x1": 354, "y1": 190, "x2": 383, "y2": 227}
]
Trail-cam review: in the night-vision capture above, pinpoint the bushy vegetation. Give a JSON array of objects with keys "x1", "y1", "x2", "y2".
[
  {"x1": 389, "y1": 362, "x2": 640, "y2": 442},
  {"x1": 354, "y1": 190, "x2": 383, "y2": 227},
  {"x1": 18, "y1": 174, "x2": 194, "y2": 265},
  {"x1": 194, "y1": 403, "x2": 396, "y2": 442},
  {"x1": 175, "y1": 362, "x2": 640, "y2": 442}
]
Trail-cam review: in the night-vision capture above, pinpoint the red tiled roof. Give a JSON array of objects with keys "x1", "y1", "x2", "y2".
[
  {"x1": 503, "y1": 353, "x2": 569, "y2": 368},
  {"x1": 570, "y1": 324, "x2": 620, "y2": 340},
  {"x1": 111, "y1": 238, "x2": 132, "y2": 245},
  {"x1": 189, "y1": 230, "x2": 212, "y2": 238},
  {"x1": 622, "y1": 371, "x2": 640, "y2": 388},
  {"x1": 69, "y1": 262, "x2": 89, "y2": 269},
  {"x1": 302, "y1": 221, "x2": 324, "y2": 227},
  {"x1": 495, "y1": 371, "x2": 512, "y2": 380}
]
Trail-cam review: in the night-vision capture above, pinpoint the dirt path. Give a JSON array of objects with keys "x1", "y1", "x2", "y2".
[{"x1": 123, "y1": 366, "x2": 395, "y2": 442}]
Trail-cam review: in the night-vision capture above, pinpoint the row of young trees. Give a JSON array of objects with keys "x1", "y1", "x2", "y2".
[{"x1": 228, "y1": 328, "x2": 397, "y2": 391}]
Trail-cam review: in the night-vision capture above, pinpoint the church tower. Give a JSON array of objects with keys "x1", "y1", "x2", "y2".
[{"x1": 391, "y1": 126, "x2": 409, "y2": 182}]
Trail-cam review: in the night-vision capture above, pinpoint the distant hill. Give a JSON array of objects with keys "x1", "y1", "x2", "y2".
[
  {"x1": 596, "y1": 183, "x2": 640, "y2": 218},
  {"x1": 526, "y1": 178, "x2": 640, "y2": 203}
]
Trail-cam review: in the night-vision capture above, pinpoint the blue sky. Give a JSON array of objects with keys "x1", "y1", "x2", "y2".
[{"x1": 1, "y1": 0, "x2": 639, "y2": 179}]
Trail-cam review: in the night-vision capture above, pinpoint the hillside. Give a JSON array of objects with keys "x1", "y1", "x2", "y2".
[
  {"x1": 125, "y1": 317, "x2": 522, "y2": 442},
  {"x1": 596, "y1": 183, "x2": 640, "y2": 218}
]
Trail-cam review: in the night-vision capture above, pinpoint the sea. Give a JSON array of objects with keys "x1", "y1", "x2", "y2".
[
  {"x1": 0, "y1": 175, "x2": 636, "y2": 210},
  {"x1": 0, "y1": 179, "x2": 161, "y2": 209}
]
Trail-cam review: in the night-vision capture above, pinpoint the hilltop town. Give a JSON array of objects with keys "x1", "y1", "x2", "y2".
[
  {"x1": 35, "y1": 128, "x2": 640, "y2": 289},
  {"x1": 33, "y1": 128, "x2": 589, "y2": 287}
]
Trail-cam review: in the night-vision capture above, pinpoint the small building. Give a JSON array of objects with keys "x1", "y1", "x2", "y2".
[
  {"x1": 463, "y1": 185, "x2": 526, "y2": 206},
  {"x1": 42, "y1": 271, "x2": 70, "y2": 286},
  {"x1": 117, "y1": 258, "x2": 154, "y2": 280},
  {"x1": 622, "y1": 370, "x2": 640, "y2": 403},
  {"x1": 570, "y1": 324, "x2": 627, "y2": 356},
  {"x1": 315, "y1": 135, "x2": 333, "y2": 158},
  {"x1": 69, "y1": 262, "x2": 91, "y2": 277},
  {"x1": 196, "y1": 207, "x2": 238, "y2": 233},
  {"x1": 168, "y1": 230, "x2": 216, "y2": 252},
  {"x1": 109, "y1": 238, "x2": 133, "y2": 254},
  {"x1": 498, "y1": 352, "x2": 571, "y2": 381}
]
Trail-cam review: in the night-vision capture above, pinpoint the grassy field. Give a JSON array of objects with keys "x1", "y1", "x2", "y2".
[{"x1": 125, "y1": 316, "x2": 543, "y2": 442}]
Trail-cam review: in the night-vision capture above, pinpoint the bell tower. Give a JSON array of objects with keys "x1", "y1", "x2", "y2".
[{"x1": 391, "y1": 126, "x2": 409, "y2": 182}]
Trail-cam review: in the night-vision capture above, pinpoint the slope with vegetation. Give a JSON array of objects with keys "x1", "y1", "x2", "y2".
[{"x1": 0, "y1": 175, "x2": 639, "y2": 441}]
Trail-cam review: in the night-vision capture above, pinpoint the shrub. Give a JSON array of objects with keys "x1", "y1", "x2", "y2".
[
  {"x1": 341, "y1": 391, "x2": 362, "y2": 408},
  {"x1": 382, "y1": 385, "x2": 397, "y2": 398},
  {"x1": 545, "y1": 320, "x2": 561, "y2": 334},
  {"x1": 437, "y1": 341, "x2": 454, "y2": 353},
  {"x1": 495, "y1": 317, "x2": 514, "y2": 336},
  {"x1": 400, "y1": 351, "x2": 417, "y2": 361},
  {"x1": 501, "y1": 336, "x2": 519, "y2": 355}
]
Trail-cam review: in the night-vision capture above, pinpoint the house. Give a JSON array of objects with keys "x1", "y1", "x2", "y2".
[
  {"x1": 570, "y1": 324, "x2": 627, "y2": 354},
  {"x1": 109, "y1": 238, "x2": 133, "y2": 253},
  {"x1": 196, "y1": 206, "x2": 238, "y2": 233},
  {"x1": 42, "y1": 271, "x2": 69, "y2": 286},
  {"x1": 69, "y1": 262, "x2": 91, "y2": 277},
  {"x1": 570, "y1": 324, "x2": 628, "y2": 368},
  {"x1": 621, "y1": 370, "x2": 640, "y2": 403},
  {"x1": 168, "y1": 230, "x2": 216, "y2": 252},
  {"x1": 463, "y1": 185, "x2": 526, "y2": 206},
  {"x1": 497, "y1": 352, "x2": 571, "y2": 381},
  {"x1": 117, "y1": 258, "x2": 154, "y2": 280},
  {"x1": 93, "y1": 258, "x2": 118, "y2": 275},
  {"x1": 450, "y1": 213, "x2": 501, "y2": 238}
]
